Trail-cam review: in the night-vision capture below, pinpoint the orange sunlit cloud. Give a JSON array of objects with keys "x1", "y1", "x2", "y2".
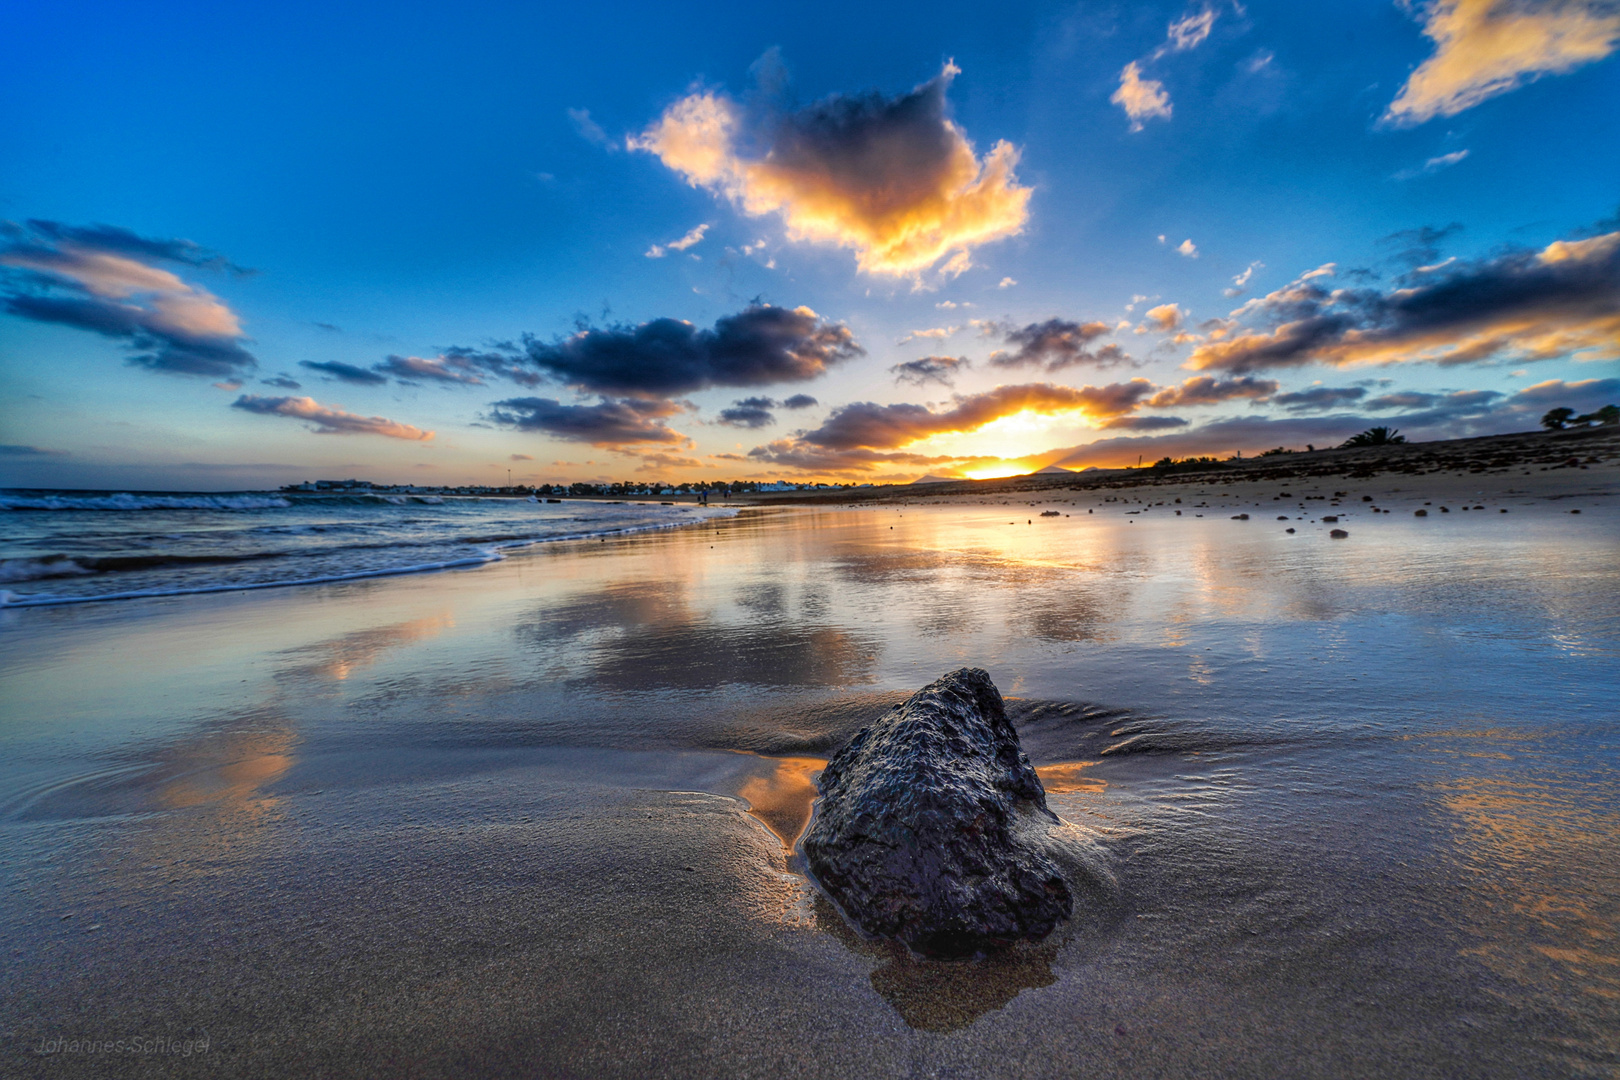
[{"x1": 630, "y1": 63, "x2": 1030, "y2": 278}]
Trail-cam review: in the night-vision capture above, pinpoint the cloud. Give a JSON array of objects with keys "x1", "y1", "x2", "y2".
[
  {"x1": 298, "y1": 359, "x2": 388, "y2": 385},
  {"x1": 798, "y1": 380, "x2": 1157, "y2": 451},
  {"x1": 487, "y1": 396, "x2": 687, "y2": 446},
  {"x1": 10, "y1": 220, "x2": 249, "y2": 273},
  {"x1": 568, "y1": 107, "x2": 615, "y2": 148},
  {"x1": 998, "y1": 277, "x2": 1017, "y2": 288},
  {"x1": 1383, "y1": 222, "x2": 1466, "y2": 267},
  {"x1": 987, "y1": 318, "x2": 1130, "y2": 370},
  {"x1": 231, "y1": 395, "x2": 433, "y2": 440},
  {"x1": 1385, "y1": 0, "x2": 1620, "y2": 125},
  {"x1": 717, "y1": 396, "x2": 779, "y2": 428},
  {"x1": 1160, "y1": 9, "x2": 1217, "y2": 55},
  {"x1": 1270, "y1": 385, "x2": 1368, "y2": 411},
  {"x1": 896, "y1": 325, "x2": 957, "y2": 344},
  {"x1": 1394, "y1": 148, "x2": 1472, "y2": 180},
  {"x1": 629, "y1": 62, "x2": 1031, "y2": 277},
  {"x1": 374, "y1": 354, "x2": 486, "y2": 385},
  {"x1": 646, "y1": 223, "x2": 710, "y2": 258},
  {"x1": 1101, "y1": 415, "x2": 1191, "y2": 430},
  {"x1": 509, "y1": 453, "x2": 534, "y2": 461},
  {"x1": 1185, "y1": 229, "x2": 1620, "y2": 373},
  {"x1": 1142, "y1": 303, "x2": 1184, "y2": 332},
  {"x1": 743, "y1": 442, "x2": 994, "y2": 475},
  {"x1": 1508, "y1": 375, "x2": 1620, "y2": 403},
  {"x1": 1225, "y1": 260, "x2": 1264, "y2": 297},
  {"x1": 890, "y1": 355, "x2": 972, "y2": 386},
  {"x1": 1112, "y1": 62, "x2": 1173, "y2": 131},
  {"x1": 715, "y1": 392, "x2": 821, "y2": 428},
  {"x1": 0, "y1": 219, "x2": 256, "y2": 377},
  {"x1": 1147, "y1": 374, "x2": 1279, "y2": 407},
  {"x1": 260, "y1": 374, "x2": 302, "y2": 389},
  {"x1": 518, "y1": 303, "x2": 861, "y2": 396},
  {"x1": 1113, "y1": 10, "x2": 1218, "y2": 132},
  {"x1": 636, "y1": 452, "x2": 704, "y2": 472},
  {"x1": 1175, "y1": 238, "x2": 1198, "y2": 258},
  {"x1": 0, "y1": 443, "x2": 67, "y2": 456}
]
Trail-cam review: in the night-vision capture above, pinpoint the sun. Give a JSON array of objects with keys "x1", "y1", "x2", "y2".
[{"x1": 963, "y1": 462, "x2": 1033, "y2": 480}]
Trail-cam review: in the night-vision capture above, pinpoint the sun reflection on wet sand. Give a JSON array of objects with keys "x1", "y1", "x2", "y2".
[{"x1": 735, "y1": 756, "x2": 825, "y2": 850}]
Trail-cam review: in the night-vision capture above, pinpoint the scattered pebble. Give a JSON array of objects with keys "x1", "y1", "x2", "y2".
[
  {"x1": 1330, "y1": 529, "x2": 1349, "y2": 539},
  {"x1": 1414, "y1": 509, "x2": 1427, "y2": 517}
]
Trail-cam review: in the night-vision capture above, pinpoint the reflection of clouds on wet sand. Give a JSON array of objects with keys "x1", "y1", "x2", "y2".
[
  {"x1": 518, "y1": 580, "x2": 880, "y2": 690},
  {"x1": 1438, "y1": 773, "x2": 1620, "y2": 1003}
]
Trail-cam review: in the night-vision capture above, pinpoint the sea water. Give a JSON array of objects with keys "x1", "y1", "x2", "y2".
[{"x1": 0, "y1": 490, "x2": 734, "y2": 606}]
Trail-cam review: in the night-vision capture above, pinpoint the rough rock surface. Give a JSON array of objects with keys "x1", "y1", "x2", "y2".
[{"x1": 802, "y1": 668, "x2": 1072, "y2": 957}]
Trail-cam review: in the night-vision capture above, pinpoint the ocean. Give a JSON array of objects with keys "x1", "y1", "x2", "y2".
[{"x1": 0, "y1": 489, "x2": 734, "y2": 606}]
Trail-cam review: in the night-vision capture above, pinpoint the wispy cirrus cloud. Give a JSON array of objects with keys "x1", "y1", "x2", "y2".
[
  {"x1": 1184, "y1": 229, "x2": 1620, "y2": 373},
  {"x1": 630, "y1": 61, "x2": 1030, "y2": 277},
  {"x1": 1, "y1": 219, "x2": 256, "y2": 377},
  {"x1": 1385, "y1": 0, "x2": 1620, "y2": 126},
  {"x1": 231, "y1": 395, "x2": 433, "y2": 440},
  {"x1": 1393, "y1": 149, "x2": 1471, "y2": 180},
  {"x1": 646, "y1": 223, "x2": 709, "y2": 259}
]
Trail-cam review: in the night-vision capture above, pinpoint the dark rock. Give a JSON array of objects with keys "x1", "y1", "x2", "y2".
[
  {"x1": 1330, "y1": 529, "x2": 1349, "y2": 538},
  {"x1": 802, "y1": 668, "x2": 1072, "y2": 958},
  {"x1": 1414, "y1": 509, "x2": 1428, "y2": 516}
]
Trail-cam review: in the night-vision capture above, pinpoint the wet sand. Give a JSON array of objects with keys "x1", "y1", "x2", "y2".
[{"x1": 2, "y1": 452, "x2": 1618, "y2": 1077}]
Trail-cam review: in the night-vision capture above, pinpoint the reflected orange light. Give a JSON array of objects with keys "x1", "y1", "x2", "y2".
[
  {"x1": 736, "y1": 756, "x2": 825, "y2": 850},
  {"x1": 1036, "y1": 760, "x2": 1107, "y2": 794}
]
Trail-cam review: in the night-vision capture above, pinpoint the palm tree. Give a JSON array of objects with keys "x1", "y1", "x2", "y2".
[{"x1": 1340, "y1": 426, "x2": 1406, "y2": 448}]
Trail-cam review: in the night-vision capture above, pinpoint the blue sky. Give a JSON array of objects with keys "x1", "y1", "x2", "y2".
[{"x1": 2, "y1": 0, "x2": 1617, "y2": 489}]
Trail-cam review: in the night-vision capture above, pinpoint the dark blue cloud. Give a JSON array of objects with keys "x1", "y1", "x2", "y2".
[
  {"x1": 298, "y1": 360, "x2": 387, "y2": 385},
  {"x1": 487, "y1": 396, "x2": 687, "y2": 446},
  {"x1": 890, "y1": 355, "x2": 970, "y2": 386},
  {"x1": 518, "y1": 304, "x2": 861, "y2": 396},
  {"x1": 1272, "y1": 386, "x2": 1367, "y2": 412}
]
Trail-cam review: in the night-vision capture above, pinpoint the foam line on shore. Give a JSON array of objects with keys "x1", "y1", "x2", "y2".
[{"x1": 0, "y1": 509, "x2": 740, "y2": 608}]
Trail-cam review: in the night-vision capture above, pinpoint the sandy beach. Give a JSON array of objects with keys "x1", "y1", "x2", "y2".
[{"x1": 3, "y1": 434, "x2": 1619, "y2": 1078}]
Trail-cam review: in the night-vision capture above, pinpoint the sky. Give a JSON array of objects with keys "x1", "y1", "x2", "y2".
[{"x1": 2, "y1": 0, "x2": 1617, "y2": 490}]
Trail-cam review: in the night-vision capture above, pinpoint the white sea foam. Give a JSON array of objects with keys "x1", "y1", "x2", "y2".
[{"x1": 0, "y1": 555, "x2": 93, "y2": 583}]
